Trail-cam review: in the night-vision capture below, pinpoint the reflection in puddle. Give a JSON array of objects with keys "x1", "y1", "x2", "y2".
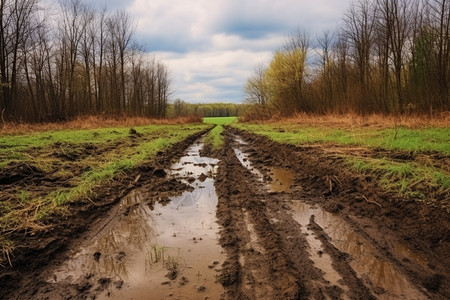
[
  {"x1": 48, "y1": 140, "x2": 225, "y2": 299},
  {"x1": 233, "y1": 147, "x2": 264, "y2": 182},
  {"x1": 232, "y1": 137, "x2": 294, "y2": 192},
  {"x1": 289, "y1": 201, "x2": 349, "y2": 296},
  {"x1": 290, "y1": 201, "x2": 428, "y2": 299}
]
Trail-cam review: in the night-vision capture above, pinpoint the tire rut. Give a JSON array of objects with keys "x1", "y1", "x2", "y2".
[{"x1": 215, "y1": 127, "x2": 437, "y2": 299}]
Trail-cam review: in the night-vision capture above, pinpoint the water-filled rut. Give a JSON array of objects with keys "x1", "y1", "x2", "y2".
[{"x1": 47, "y1": 138, "x2": 225, "y2": 299}]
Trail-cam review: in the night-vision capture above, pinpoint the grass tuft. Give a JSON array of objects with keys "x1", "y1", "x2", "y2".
[{"x1": 203, "y1": 117, "x2": 237, "y2": 151}]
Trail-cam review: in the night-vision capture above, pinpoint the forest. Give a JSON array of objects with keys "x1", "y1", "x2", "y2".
[
  {"x1": 1, "y1": 0, "x2": 448, "y2": 123},
  {"x1": 0, "y1": 0, "x2": 170, "y2": 123},
  {"x1": 244, "y1": 0, "x2": 449, "y2": 118}
]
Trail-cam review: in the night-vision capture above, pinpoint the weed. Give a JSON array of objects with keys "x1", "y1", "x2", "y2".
[
  {"x1": 0, "y1": 237, "x2": 15, "y2": 267},
  {"x1": 164, "y1": 255, "x2": 179, "y2": 271},
  {"x1": 147, "y1": 244, "x2": 166, "y2": 264},
  {"x1": 17, "y1": 190, "x2": 29, "y2": 204}
]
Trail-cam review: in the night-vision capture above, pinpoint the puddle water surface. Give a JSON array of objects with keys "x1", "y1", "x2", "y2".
[
  {"x1": 290, "y1": 201, "x2": 428, "y2": 299},
  {"x1": 268, "y1": 168, "x2": 294, "y2": 192},
  {"x1": 232, "y1": 135, "x2": 294, "y2": 192},
  {"x1": 49, "y1": 140, "x2": 225, "y2": 299}
]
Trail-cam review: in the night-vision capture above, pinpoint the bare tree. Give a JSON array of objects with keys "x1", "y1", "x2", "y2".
[
  {"x1": 244, "y1": 64, "x2": 268, "y2": 106},
  {"x1": 317, "y1": 30, "x2": 335, "y2": 112},
  {"x1": 342, "y1": 0, "x2": 377, "y2": 113}
]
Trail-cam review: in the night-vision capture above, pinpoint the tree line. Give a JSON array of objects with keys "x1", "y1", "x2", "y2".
[
  {"x1": 168, "y1": 99, "x2": 243, "y2": 118},
  {"x1": 244, "y1": 0, "x2": 449, "y2": 117},
  {"x1": 0, "y1": 0, "x2": 170, "y2": 123}
]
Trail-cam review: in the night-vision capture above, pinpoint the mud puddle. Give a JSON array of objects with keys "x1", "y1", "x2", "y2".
[
  {"x1": 233, "y1": 147, "x2": 264, "y2": 182},
  {"x1": 48, "y1": 140, "x2": 225, "y2": 299},
  {"x1": 232, "y1": 134, "x2": 294, "y2": 192},
  {"x1": 268, "y1": 167, "x2": 294, "y2": 192},
  {"x1": 290, "y1": 201, "x2": 428, "y2": 299}
]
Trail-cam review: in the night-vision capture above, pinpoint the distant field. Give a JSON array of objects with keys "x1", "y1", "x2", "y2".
[{"x1": 203, "y1": 116, "x2": 238, "y2": 125}]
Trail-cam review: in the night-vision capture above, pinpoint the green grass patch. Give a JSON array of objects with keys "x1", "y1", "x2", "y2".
[
  {"x1": 234, "y1": 123, "x2": 450, "y2": 154},
  {"x1": 234, "y1": 122, "x2": 449, "y2": 210},
  {"x1": 202, "y1": 117, "x2": 237, "y2": 151},
  {"x1": 348, "y1": 156, "x2": 449, "y2": 210},
  {"x1": 204, "y1": 125, "x2": 224, "y2": 151}
]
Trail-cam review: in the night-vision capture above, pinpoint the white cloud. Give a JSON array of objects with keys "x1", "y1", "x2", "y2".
[
  {"x1": 125, "y1": 0, "x2": 353, "y2": 103},
  {"x1": 155, "y1": 50, "x2": 273, "y2": 103}
]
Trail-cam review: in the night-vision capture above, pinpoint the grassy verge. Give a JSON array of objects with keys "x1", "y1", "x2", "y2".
[
  {"x1": 234, "y1": 123, "x2": 450, "y2": 154},
  {"x1": 203, "y1": 117, "x2": 237, "y2": 151},
  {"x1": 234, "y1": 121, "x2": 449, "y2": 210},
  {"x1": 0, "y1": 123, "x2": 209, "y2": 264}
]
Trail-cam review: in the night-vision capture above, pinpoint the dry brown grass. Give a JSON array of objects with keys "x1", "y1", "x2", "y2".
[
  {"x1": 246, "y1": 112, "x2": 450, "y2": 129},
  {"x1": 0, "y1": 115, "x2": 204, "y2": 135}
]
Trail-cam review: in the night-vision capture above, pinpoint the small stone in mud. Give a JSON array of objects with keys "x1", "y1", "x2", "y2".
[
  {"x1": 197, "y1": 285, "x2": 206, "y2": 292},
  {"x1": 93, "y1": 251, "x2": 101, "y2": 262},
  {"x1": 114, "y1": 280, "x2": 123, "y2": 289},
  {"x1": 187, "y1": 177, "x2": 195, "y2": 183},
  {"x1": 166, "y1": 270, "x2": 178, "y2": 280},
  {"x1": 77, "y1": 281, "x2": 92, "y2": 292},
  {"x1": 198, "y1": 173, "x2": 207, "y2": 182},
  {"x1": 161, "y1": 281, "x2": 170, "y2": 285},
  {"x1": 98, "y1": 277, "x2": 111, "y2": 288},
  {"x1": 213, "y1": 261, "x2": 219, "y2": 265},
  {"x1": 153, "y1": 168, "x2": 167, "y2": 177},
  {"x1": 115, "y1": 251, "x2": 126, "y2": 262},
  {"x1": 178, "y1": 276, "x2": 189, "y2": 286}
]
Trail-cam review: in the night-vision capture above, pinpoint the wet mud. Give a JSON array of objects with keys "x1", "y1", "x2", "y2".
[
  {"x1": 2, "y1": 126, "x2": 449, "y2": 299},
  {"x1": 213, "y1": 127, "x2": 449, "y2": 299}
]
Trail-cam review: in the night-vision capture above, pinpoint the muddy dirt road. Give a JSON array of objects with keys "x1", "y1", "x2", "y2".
[
  {"x1": 214, "y1": 128, "x2": 449, "y2": 299},
  {"x1": 2, "y1": 127, "x2": 449, "y2": 299}
]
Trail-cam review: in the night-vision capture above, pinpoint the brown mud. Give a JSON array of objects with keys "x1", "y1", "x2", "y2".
[
  {"x1": 1, "y1": 125, "x2": 449, "y2": 299},
  {"x1": 214, "y1": 127, "x2": 449, "y2": 299}
]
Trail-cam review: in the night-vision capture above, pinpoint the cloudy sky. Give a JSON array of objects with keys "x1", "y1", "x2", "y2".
[{"x1": 104, "y1": 0, "x2": 354, "y2": 104}]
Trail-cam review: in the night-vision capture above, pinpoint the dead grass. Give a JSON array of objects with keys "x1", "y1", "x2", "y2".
[
  {"x1": 0, "y1": 115, "x2": 203, "y2": 135},
  {"x1": 242, "y1": 112, "x2": 450, "y2": 129}
]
